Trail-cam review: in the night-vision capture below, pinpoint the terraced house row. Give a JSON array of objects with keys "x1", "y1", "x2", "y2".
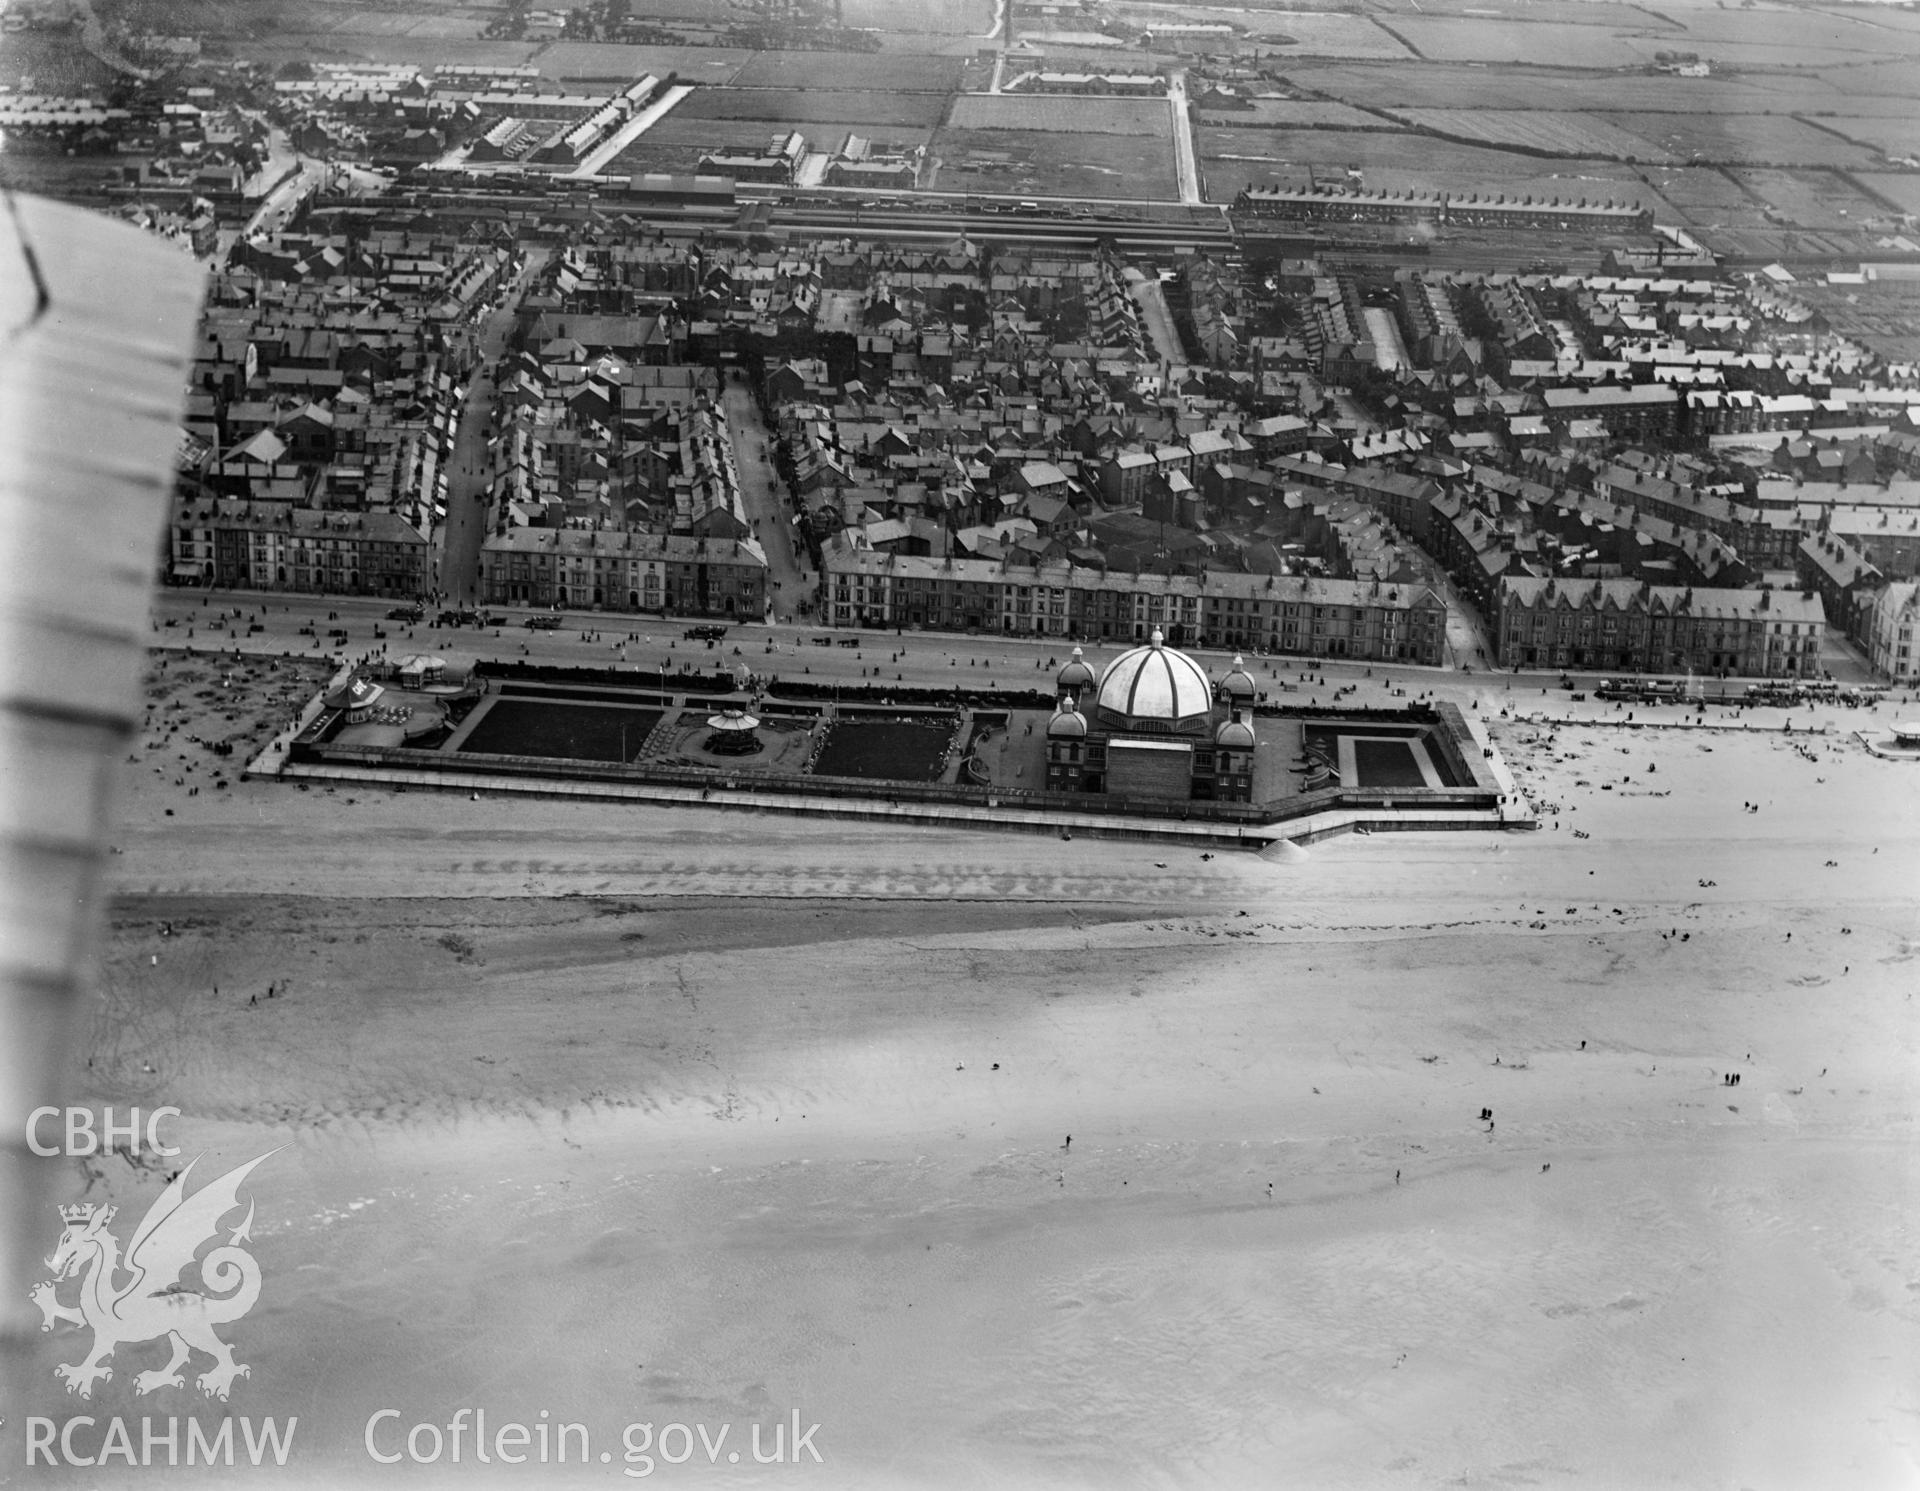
[
  {"x1": 824, "y1": 551, "x2": 1449, "y2": 662},
  {"x1": 1495, "y1": 577, "x2": 1824, "y2": 676},
  {"x1": 477, "y1": 529, "x2": 769, "y2": 616}
]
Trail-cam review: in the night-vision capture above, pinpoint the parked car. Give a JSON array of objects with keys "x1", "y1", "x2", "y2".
[{"x1": 386, "y1": 604, "x2": 424, "y2": 622}]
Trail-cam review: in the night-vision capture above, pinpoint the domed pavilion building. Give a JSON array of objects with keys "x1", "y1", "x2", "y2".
[{"x1": 1045, "y1": 630, "x2": 1256, "y2": 801}]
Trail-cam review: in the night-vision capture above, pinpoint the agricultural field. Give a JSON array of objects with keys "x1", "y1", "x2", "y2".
[
  {"x1": 729, "y1": 49, "x2": 961, "y2": 89},
  {"x1": 1373, "y1": 16, "x2": 1655, "y2": 68},
  {"x1": 1276, "y1": 61, "x2": 1842, "y2": 115},
  {"x1": 868, "y1": 29, "x2": 993, "y2": 54},
  {"x1": 394, "y1": 13, "x2": 488, "y2": 37},
  {"x1": 1598, "y1": 113, "x2": 1877, "y2": 169},
  {"x1": 1810, "y1": 117, "x2": 1920, "y2": 163},
  {"x1": 219, "y1": 6, "x2": 453, "y2": 39},
  {"x1": 0, "y1": 151, "x2": 125, "y2": 200},
  {"x1": 533, "y1": 43, "x2": 755, "y2": 82},
  {"x1": 1823, "y1": 4, "x2": 1920, "y2": 34},
  {"x1": 1367, "y1": 5, "x2": 1912, "y2": 68},
  {"x1": 0, "y1": 31, "x2": 118, "y2": 89},
  {"x1": 1370, "y1": 0, "x2": 1677, "y2": 27},
  {"x1": 222, "y1": 31, "x2": 763, "y2": 79},
  {"x1": 1192, "y1": 99, "x2": 1394, "y2": 130},
  {"x1": 1388, "y1": 109, "x2": 1679, "y2": 162},
  {"x1": 1132, "y1": 30, "x2": 1245, "y2": 54},
  {"x1": 839, "y1": 0, "x2": 990, "y2": 33},
  {"x1": 1727, "y1": 168, "x2": 1894, "y2": 229},
  {"x1": 1105, "y1": 0, "x2": 1414, "y2": 55},
  {"x1": 1200, "y1": 124, "x2": 1636, "y2": 181},
  {"x1": 1801, "y1": 94, "x2": 1920, "y2": 118},
  {"x1": 1819, "y1": 58, "x2": 1920, "y2": 98},
  {"x1": 322, "y1": 9, "x2": 437, "y2": 36},
  {"x1": 1669, "y1": 3, "x2": 1920, "y2": 55},
  {"x1": 1622, "y1": 33, "x2": 1889, "y2": 66},
  {"x1": 118, "y1": 0, "x2": 367, "y2": 34},
  {"x1": 1194, "y1": 141, "x2": 1317, "y2": 200},
  {"x1": 947, "y1": 93, "x2": 1171, "y2": 135},
  {"x1": 680, "y1": 87, "x2": 950, "y2": 129},
  {"x1": 1854, "y1": 173, "x2": 1920, "y2": 218},
  {"x1": 1200, "y1": 123, "x2": 1661, "y2": 209},
  {"x1": 232, "y1": 33, "x2": 537, "y2": 68},
  {"x1": 1016, "y1": 42, "x2": 1174, "y2": 68},
  {"x1": 1634, "y1": 164, "x2": 1773, "y2": 228},
  {"x1": 931, "y1": 127, "x2": 1178, "y2": 200},
  {"x1": 1231, "y1": 10, "x2": 1418, "y2": 59}
]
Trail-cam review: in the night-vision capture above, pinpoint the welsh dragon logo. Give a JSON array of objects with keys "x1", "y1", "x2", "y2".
[{"x1": 30, "y1": 1150, "x2": 278, "y2": 1402}]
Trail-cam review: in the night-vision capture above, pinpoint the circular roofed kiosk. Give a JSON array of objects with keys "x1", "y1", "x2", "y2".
[
  {"x1": 703, "y1": 708, "x2": 763, "y2": 756},
  {"x1": 324, "y1": 673, "x2": 385, "y2": 725},
  {"x1": 1047, "y1": 630, "x2": 1255, "y2": 801}
]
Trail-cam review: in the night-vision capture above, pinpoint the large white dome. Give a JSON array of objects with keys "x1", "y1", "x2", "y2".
[{"x1": 1094, "y1": 630, "x2": 1214, "y2": 728}]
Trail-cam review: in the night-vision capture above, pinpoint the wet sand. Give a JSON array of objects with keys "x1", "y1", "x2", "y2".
[{"x1": 18, "y1": 660, "x2": 1918, "y2": 1489}]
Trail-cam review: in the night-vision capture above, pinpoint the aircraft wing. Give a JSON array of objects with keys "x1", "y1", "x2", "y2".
[{"x1": 0, "y1": 193, "x2": 205, "y2": 1395}]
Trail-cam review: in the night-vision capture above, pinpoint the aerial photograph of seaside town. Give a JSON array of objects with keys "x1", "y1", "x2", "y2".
[{"x1": 1, "y1": 0, "x2": 1918, "y2": 1481}]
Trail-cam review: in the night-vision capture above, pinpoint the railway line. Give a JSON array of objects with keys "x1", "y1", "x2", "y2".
[
  {"x1": 770, "y1": 203, "x2": 1235, "y2": 252},
  {"x1": 340, "y1": 170, "x2": 1231, "y2": 244},
  {"x1": 320, "y1": 173, "x2": 1644, "y2": 277}
]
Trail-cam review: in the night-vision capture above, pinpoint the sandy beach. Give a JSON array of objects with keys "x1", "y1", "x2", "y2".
[{"x1": 13, "y1": 656, "x2": 1919, "y2": 1489}]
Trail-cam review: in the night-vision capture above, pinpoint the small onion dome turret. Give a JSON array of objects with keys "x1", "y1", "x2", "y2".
[
  {"x1": 1219, "y1": 654, "x2": 1257, "y2": 702},
  {"x1": 1056, "y1": 645, "x2": 1096, "y2": 695},
  {"x1": 1215, "y1": 708, "x2": 1256, "y2": 750},
  {"x1": 1046, "y1": 694, "x2": 1088, "y2": 739}
]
